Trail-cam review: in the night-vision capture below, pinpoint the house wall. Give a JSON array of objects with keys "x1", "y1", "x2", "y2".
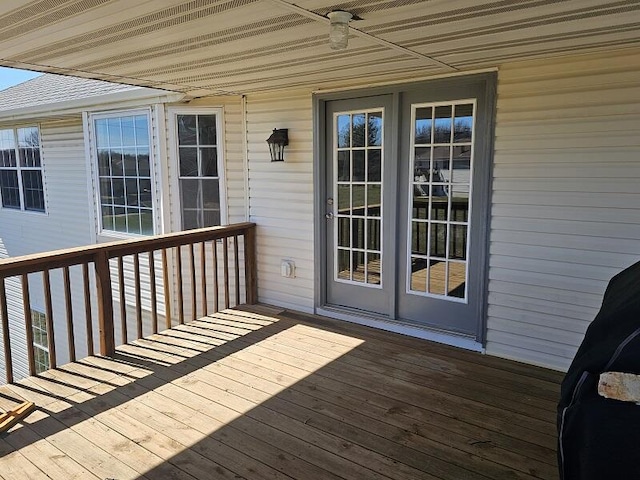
[
  {"x1": 244, "y1": 90, "x2": 315, "y2": 313},
  {"x1": 485, "y1": 48, "x2": 640, "y2": 371},
  {"x1": 236, "y1": 48, "x2": 640, "y2": 372}
]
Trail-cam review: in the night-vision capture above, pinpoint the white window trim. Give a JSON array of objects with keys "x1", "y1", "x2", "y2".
[
  {"x1": 167, "y1": 107, "x2": 228, "y2": 232},
  {"x1": 88, "y1": 107, "x2": 159, "y2": 239},
  {"x1": 0, "y1": 124, "x2": 47, "y2": 214}
]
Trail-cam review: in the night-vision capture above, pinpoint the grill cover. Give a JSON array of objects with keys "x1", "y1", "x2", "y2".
[{"x1": 558, "y1": 260, "x2": 640, "y2": 479}]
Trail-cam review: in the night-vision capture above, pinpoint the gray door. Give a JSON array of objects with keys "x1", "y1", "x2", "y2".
[
  {"x1": 325, "y1": 95, "x2": 394, "y2": 316},
  {"x1": 324, "y1": 75, "x2": 494, "y2": 339}
]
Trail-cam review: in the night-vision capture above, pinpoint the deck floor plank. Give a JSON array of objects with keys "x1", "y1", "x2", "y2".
[{"x1": 0, "y1": 305, "x2": 561, "y2": 480}]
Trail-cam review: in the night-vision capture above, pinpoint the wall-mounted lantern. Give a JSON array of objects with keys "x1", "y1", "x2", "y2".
[{"x1": 266, "y1": 128, "x2": 289, "y2": 162}]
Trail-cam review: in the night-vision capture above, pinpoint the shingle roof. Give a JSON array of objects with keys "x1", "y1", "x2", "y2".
[{"x1": 0, "y1": 73, "x2": 154, "y2": 113}]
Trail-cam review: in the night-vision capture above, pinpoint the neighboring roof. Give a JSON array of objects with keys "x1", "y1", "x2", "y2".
[{"x1": 0, "y1": 73, "x2": 184, "y2": 121}]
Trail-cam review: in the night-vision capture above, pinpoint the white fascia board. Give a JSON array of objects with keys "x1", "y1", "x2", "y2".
[{"x1": 0, "y1": 89, "x2": 186, "y2": 123}]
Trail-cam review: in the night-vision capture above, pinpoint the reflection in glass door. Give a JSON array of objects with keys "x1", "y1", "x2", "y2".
[
  {"x1": 407, "y1": 101, "x2": 475, "y2": 301},
  {"x1": 334, "y1": 110, "x2": 383, "y2": 287}
]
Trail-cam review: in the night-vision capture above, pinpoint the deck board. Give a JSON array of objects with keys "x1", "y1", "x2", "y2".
[{"x1": 0, "y1": 305, "x2": 561, "y2": 480}]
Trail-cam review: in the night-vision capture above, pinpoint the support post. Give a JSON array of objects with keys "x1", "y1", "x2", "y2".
[{"x1": 94, "y1": 251, "x2": 115, "y2": 356}]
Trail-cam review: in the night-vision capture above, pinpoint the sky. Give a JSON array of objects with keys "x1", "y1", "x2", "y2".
[{"x1": 0, "y1": 67, "x2": 41, "y2": 91}]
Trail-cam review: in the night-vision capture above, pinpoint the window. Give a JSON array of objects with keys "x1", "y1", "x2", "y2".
[
  {"x1": 0, "y1": 126, "x2": 45, "y2": 212},
  {"x1": 176, "y1": 113, "x2": 222, "y2": 229},
  {"x1": 31, "y1": 310, "x2": 50, "y2": 374},
  {"x1": 94, "y1": 111, "x2": 154, "y2": 235}
]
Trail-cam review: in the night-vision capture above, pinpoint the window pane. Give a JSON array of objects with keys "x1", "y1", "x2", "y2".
[
  {"x1": 367, "y1": 149, "x2": 381, "y2": 182},
  {"x1": 177, "y1": 115, "x2": 197, "y2": 145},
  {"x1": 22, "y1": 170, "x2": 45, "y2": 211},
  {"x1": 140, "y1": 210, "x2": 154, "y2": 235},
  {"x1": 367, "y1": 112, "x2": 382, "y2": 147},
  {"x1": 337, "y1": 151, "x2": 349, "y2": 182},
  {"x1": 202, "y1": 210, "x2": 220, "y2": 227},
  {"x1": 112, "y1": 178, "x2": 125, "y2": 205},
  {"x1": 200, "y1": 147, "x2": 217, "y2": 177},
  {"x1": 202, "y1": 179, "x2": 220, "y2": 211},
  {"x1": 137, "y1": 148, "x2": 150, "y2": 177},
  {"x1": 110, "y1": 149, "x2": 124, "y2": 176},
  {"x1": 352, "y1": 114, "x2": 366, "y2": 147},
  {"x1": 415, "y1": 107, "x2": 432, "y2": 144},
  {"x1": 98, "y1": 150, "x2": 110, "y2": 176},
  {"x1": 454, "y1": 104, "x2": 473, "y2": 143},
  {"x1": 107, "y1": 117, "x2": 122, "y2": 146},
  {"x1": 127, "y1": 208, "x2": 141, "y2": 234},
  {"x1": 121, "y1": 117, "x2": 136, "y2": 145},
  {"x1": 198, "y1": 115, "x2": 217, "y2": 145},
  {"x1": 135, "y1": 115, "x2": 149, "y2": 145},
  {"x1": 95, "y1": 120, "x2": 108, "y2": 148},
  {"x1": 102, "y1": 206, "x2": 115, "y2": 231},
  {"x1": 179, "y1": 148, "x2": 198, "y2": 177},
  {"x1": 100, "y1": 178, "x2": 113, "y2": 207},
  {"x1": 125, "y1": 178, "x2": 139, "y2": 206},
  {"x1": 180, "y1": 179, "x2": 200, "y2": 209},
  {"x1": 139, "y1": 179, "x2": 152, "y2": 207},
  {"x1": 352, "y1": 150, "x2": 365, "y2": 182},
  {"x1": 123, "y1": 151, "x2": 137, "y2": 176},
  {"x1": 0, "y1": 170, "x2": 20, "y2": 208},
  {"x1": 337, "y1": 115, "x2": 350, "y2": 148},
  {"x1": 434, "y1": 106, "x2": 452, "y2": 143}
]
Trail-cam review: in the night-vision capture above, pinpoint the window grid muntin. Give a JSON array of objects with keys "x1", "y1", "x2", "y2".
[
  {"x1": 94, "y1": 112, "x2": 154, "y2": 236},
  {"x1": 408, "y1": 100, "x2": 476, "y2": 302},
  {"x1": 0, "y1": 126, "x2": 45, "y2": 212},
  {"x1": 176, "y1": 113, "x2": 221, "y2": 230},
  {"x1": 334, "y1": 108, "x2": 384, "y2": 288},
  {"x1": 31, "y1": 310, "x2": 50, "y2": 374}
]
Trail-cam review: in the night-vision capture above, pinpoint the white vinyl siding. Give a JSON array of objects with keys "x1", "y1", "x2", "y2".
[
  {"x1": 486, "y1": 49, "x2": 640, "y2": 371},
  {"x1": 245, "y1": 89, "x2": 315, "y2": 312}
]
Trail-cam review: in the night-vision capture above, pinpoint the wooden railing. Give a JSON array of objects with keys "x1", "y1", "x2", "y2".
[{"x1": 0, "y1": 223, "x2": 257, "y2": 384}]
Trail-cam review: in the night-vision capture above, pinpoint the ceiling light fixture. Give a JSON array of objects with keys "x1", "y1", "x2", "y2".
[{"x1": 327, "y1": 11, "x2": 353, "y2": 50}]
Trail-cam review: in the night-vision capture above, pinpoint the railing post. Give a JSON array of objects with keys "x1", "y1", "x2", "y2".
[
  {"x1": 244, "y1": 225, "x2": 258, "y2": 305},
  {"x1": 0, "y1": 277, "x2": 13, "y2": 384},
  {"x1": 94, "y1": 251, "x2": 115, "y2": 356}
]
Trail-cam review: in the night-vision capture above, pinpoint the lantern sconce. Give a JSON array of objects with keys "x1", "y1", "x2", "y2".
[
  {"x1": 327, "y1": 10, "x2": 353, "y2": 50},
  {"x1": 266, "y1": 128, "x2": 289, "y2": 162}
]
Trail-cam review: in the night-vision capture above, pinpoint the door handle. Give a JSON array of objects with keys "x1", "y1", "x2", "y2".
[{"x1": 325, "y1": 212, "x2": 334, "y2": 219}]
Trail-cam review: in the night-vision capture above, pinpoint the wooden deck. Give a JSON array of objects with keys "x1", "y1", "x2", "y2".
[{"x1": 0, "y1": 305, "x2": 562, "y2": 480}]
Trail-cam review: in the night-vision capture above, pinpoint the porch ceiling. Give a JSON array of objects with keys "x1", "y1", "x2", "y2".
[{"x1": 0, "y1": 0, "x2": 638, "y2": 95}]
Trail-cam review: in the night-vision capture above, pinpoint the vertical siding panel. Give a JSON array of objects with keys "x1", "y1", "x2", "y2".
[
  {"x1": 487, "y1": 49, "x2": 640, "y2": 371},
  {"x1": 245, "y1": 89, "x2": 315, "y2": 312}
]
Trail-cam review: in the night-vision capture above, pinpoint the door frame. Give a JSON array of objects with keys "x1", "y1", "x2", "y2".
[{"x1": 313, "y1": 73, "x2": 497, "y2": 347}]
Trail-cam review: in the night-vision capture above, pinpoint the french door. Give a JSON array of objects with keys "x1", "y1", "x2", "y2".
[{"x1": 323, "y1": 75, "x2": 494, "y2": 339}]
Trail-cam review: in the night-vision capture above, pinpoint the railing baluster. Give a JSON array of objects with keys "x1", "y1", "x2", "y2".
[
  {"x1": 94, "y1": 251, "x2": 115, "y2": 357},
  {"x1": 162, "y1": 248, "x2": 172, "y2": 329},
  {"x1": 21, "y1": 274, "x2": 35, "y2": 376},
  {"x1": 117, "y1": 256, "x2": 127, "y2": 344},
  {"x1": 63, "y1": 267, "x2": 76, "y2": 362},
  {"x1": 233, "y1": 235, "x2": 240, "y2": 306},
  {"x1": 244, "y1": 226, "x2": 258, "y2": 305},
  {"x1": 212, "y1": 241, "x2": 219, "y2": 313},
  {"x1": 0, "y1": 277, "x2": 13, "y2": 384},
  {"x1": 200, "y1": 242, "x2": 207, "y2": 317},
  {"x1": 149, "y1": 251, "x2": 158, "y2": 334},
  {"x1": 42, "y1": 269, "x2": 56, "y2": 369},
  {"x1": 176, "y1": 246, "x2": 184, "y2": 324},
  {"x1": 189, "y1": 243, "x2": 196, "y2": 321},
  {"x1": 223, "y1": 237, "x2": 230, "y2": 309},
  {"x1": 134, "y1": 253, "x2": 142, "y2": 339},
  {"x1": 82, "y1": 263, "x2": 94, "y2": 357}
]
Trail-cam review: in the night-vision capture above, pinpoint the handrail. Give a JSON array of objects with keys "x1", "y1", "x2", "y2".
[{"x1": 0, "y1": 222, "x2": 257, "y2": 384}]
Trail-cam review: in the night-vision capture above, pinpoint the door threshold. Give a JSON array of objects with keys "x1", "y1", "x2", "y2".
[{"x1": 316, "y1": 306, "x2": 484, "y2": 353}]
